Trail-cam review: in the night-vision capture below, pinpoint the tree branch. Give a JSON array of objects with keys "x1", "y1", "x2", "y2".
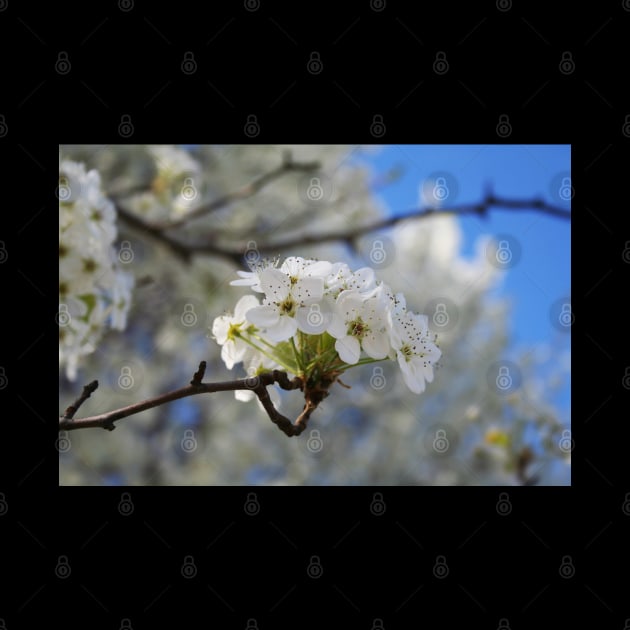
[
  {"x1": 191, "y1": 194, "x2": 570, "y2": 255},
  {"x1": 151, "y1": 151, "x2": 320, "y2": 230},
  {"x1": 252, "y1": 194, "x2": 571, "y2": 252},
  {"x1": 113, "y1": 152, "x2": 321, "y2": 264},
  {"x1": 59, "y1": 364, "x2": 310, "y2": 437},
  {"x1": 114, "y1": 205, "x2": 207, "y2": 264},
  {"x1": 62, "y1": 380, "x2": 98, "y2": 419},
  {"x1": 114, "y1": 193, "x2": 570, "y2": 265}
]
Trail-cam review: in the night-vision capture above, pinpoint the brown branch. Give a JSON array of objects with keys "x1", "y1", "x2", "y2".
[
  {"x1": 179, "y1": 194, "x2": 571, "y2": 258},
  {"x1": 114, "y1": 154, "x2": 320, "y2": 265},
  {"x1": 114, "y1": 204, "x2": 205, "y2": 264},
  {"x1": 62, "y1": 380, "x2": 98, "y2": 419},
  {"x1": 190, "y1": 360, "x2": 207, "y2": 385},
  {"x1": 261, "y1": 195, "x2": 571, "y2": 249},
  {"x1": 115, "y1": 194, "x2": 569, "y2": 265},
  {"x1": 59, "y1": 365, "x2": 310, "y2": 437},
  {"x1": 151, "y1": 152, "x2": 320, "y2": 230}
]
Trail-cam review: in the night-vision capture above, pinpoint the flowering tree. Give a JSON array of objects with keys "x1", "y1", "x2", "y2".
[{"x1": 59, "y1": 145, "x2": 570, "y2": 485}]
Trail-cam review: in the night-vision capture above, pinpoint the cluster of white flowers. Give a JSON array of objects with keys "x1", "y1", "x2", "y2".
[
  {"x1": 59, "y1": 159, "x2": 134, "y2": 381},
  {"x1": 212, "y1": 256, "x2": 441, "y2": 395}
]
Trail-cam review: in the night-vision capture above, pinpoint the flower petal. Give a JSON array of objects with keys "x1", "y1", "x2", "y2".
[
  {"x1": 327, "y1": 312, "x2": 347, "y2": 338},
  {"x1": 246, "y1": 305, "x2": 279, "y2": 328},
  {"x1": 234, "y1": 294, "x2": 260, "y2": 320},
  {"x1": 259, "y1": 268, "x2": 290, "y2": 300},
  {"x1": 265, "y1": 315, "x2": 298, "y2": 342},
  {"x1": 221, "y1": 343, "x2": 237, "y2": 370},
  {"x1": 294, "y1": 276, "x2": 324, "y2": 302},
  {"x1": 398, "y1": 355, "x2": 426, "y2": 394},
  {"x1": 335, "y1": 335, "x2": 361, "y2": 364},
  {"x1": 211, "y1": 316, "x2": 230, "y2": 344},
  {"x1": 305, "y1": 260, "x2": 333, "y2": 277},
  {"x1": 362, "y1": 331, "x2": 389, "y2": 359},
  {"x1": 296, "y1": 304, "x2": 330, "y2": 334}
]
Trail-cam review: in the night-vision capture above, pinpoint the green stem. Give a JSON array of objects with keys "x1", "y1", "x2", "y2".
[
  {"x1": 251, "y1": 333, "x2": 279, "y2": 351},
  {"x1": 304, "y1": 346, "x2": 339, "y2": 373},
  {"x1": 241, "y1": 335, "x2": 298, "y2": 374},
  {"x1": 336, "y1": 356, "x2": 390, "y2": 372},
  {"x1": 290, "y1": 337, "x2": 305, "y2": 375}
]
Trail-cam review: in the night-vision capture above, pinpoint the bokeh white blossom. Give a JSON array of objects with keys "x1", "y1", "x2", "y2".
[{"x1": 59, "y1": 158, "x2": 133, "y2": 381}]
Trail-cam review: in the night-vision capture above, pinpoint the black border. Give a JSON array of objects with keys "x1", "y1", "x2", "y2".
[{"x1": 4, "y1": 1, "x2": 626, "y2": 627}]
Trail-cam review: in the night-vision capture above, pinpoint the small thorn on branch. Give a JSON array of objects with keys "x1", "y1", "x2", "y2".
[
  {"x1": 63, "y1": 380, "x2": 99, "y2": 419},
  {"x1": 190, "y1": 361, "x2": 207, "y2": 386}
]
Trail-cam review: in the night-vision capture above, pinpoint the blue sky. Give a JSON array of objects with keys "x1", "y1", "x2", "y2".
[{"x1": 364, "y1": 145, "x2": 571, "y2": 420}]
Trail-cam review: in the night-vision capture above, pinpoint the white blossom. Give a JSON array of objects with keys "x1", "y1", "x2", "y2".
[
  {"x1": 229, "y1": 257, "x2": 280, "y2": 292},
  {"x1": 58, "y1": 159, "x2": 133, "y2": 380},
  {"x1": 216, "y1": 256, "x2": 441, "y2": 396},
  {"x1": 212, "y1": 295, "x2": 260, "y2": 369},
  {"x1": 390, "y1": 311, "x2": 441, "y2": 394},
  {"x1": 246, "y1": 264, "x2": 327, "y2": 342},
  {"x1": 327, "y1": 291, "x2": 390, "y2": 364},
  {"x1": 325, "y1": 263, "x2": 376, "y2": 298}
]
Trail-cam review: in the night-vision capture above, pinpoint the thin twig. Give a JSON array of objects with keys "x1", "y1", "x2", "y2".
[
  {"x1": 151, "y1": 155, "x2": 320, "y2": 230},
  {"x1": 62, "y1": 380, "x2": 98, "y2": 419},
  {"x1": 59, "y1": 367, "x2": 308, "y2": 437},
  {"x1": 190, "y1": 360, "x2": 207, "y2": 385},
  {"x1": 114, "y1": 153, "x2": 321, "y2": 261}
]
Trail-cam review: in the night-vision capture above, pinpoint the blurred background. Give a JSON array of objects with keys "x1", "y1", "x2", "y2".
[{"x1": 59, "y1": 144, "x2": 571, "y2": 485}]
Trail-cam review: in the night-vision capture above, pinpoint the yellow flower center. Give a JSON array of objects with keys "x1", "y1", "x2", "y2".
[
  {"x1": 278, "y1": 296, "x2": 296, "y2": 316},
  {"x1": 227, "y1": 322, "x2": 242, "y2": 340},
  {"x1": 348, "y1": 318, "x2": 367, "y2": 338}
]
